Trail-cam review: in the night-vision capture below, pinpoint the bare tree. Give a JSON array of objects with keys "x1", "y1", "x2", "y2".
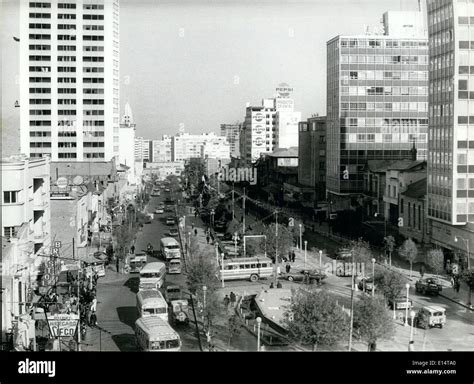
[
  {"x1": 398, "y1": 238, "x2": 418, "y2": 278},
  {"x1": 426, "y1": 248, "x2": 444, "y2": 279}
]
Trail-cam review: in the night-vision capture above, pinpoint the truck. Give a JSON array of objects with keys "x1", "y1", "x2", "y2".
[{"x1": 415, "y1": 278, "x2": 443, "y2": 296}]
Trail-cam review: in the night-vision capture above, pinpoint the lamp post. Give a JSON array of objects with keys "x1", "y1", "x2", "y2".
[
  {"x1": 409, "y1": 310, "x2": 416, "y2": 351},
  {"x1": 299, "y1": 224, "x2": 303, "y2": 251},
  {"x1": 304, "y1": 241, "x2": 308, "y2": 270},
  {"x1": 221, "y1": 253, "x2": 225, "y2": 288},
  {"x1": 371, "y1": 258, "x2": 376, "y2": 297},
  {"x1": 202, "y1": 285, "x2": 207, "y2": 328},
  {"x1": 256, "y1": 317, "x2": 262, "y2": 351},
  {"x1": 404, "y1": 283, "x2": 410, "y2": 326},
  {"x1": 319, "y1": 250, "x2": 323, "y2": 270},
  {"x1": 454, "y1": 235, "x2": 472, "y2": 308}
]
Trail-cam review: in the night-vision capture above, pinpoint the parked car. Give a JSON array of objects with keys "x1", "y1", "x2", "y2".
[
  {"x1": 143, "y1": 216, "x2": 152, "y2": 224},
  {"x1": 169, "y1": 228, "x2": 179, "y2": 237},
  {"x1": 357, "y1": 277, "x2": 375, "y2": 292},
  {"x1": 388, "y1": 296, "x2": 413, "y2": 310},
  {"x1": 164, "y1": 285, "x2": 183, "y2": 303},
  {"x1": 415, "y1": 278, "x2": 443, "y2": 296},
  {"x1": 155, "y1": 208, "x2": 164, "y2": 214},
  {"x1": 166, "y1": 217, "x2": 175, "y2": 226},
  {"x1": 414, "y1": 306, "x2": 446, "y2": 329},
  {"x1": 335, "y1": 247, "x2": 352, "y2": 260},
  {"x1": 279, "y1": 269, "x2": 327, "y2": 284}
]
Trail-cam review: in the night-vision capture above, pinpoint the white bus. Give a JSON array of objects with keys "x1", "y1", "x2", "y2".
[
  {"x1": 139, "y1": 262, "x2": 166, "y2": 290},
  {"x1": 160, "y1": 237, "x2": 181, "y2": 261},
  {"x1": 218, "y1": 257, "x2": 274, "y2": 282},
  {"x1": 135, "y1": 316, "x2": 181, "y2": 352},
  {"x1": 136, "y1": 289, "x2": 168, "y2": 322}
]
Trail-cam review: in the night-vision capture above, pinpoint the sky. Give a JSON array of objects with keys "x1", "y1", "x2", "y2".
[{"x1": 1, "y1": 0, "x2": 420, "y2": 150}]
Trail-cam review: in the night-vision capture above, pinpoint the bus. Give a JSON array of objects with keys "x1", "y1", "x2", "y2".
[
  {"x1": 139, "y1": 262, "x2": 166, "y2": 290},
  {"x1": 135, "y1": 316, "x2": 181, "y2": 352},
  {"x1": 160, "y1": 237, "x2": 181, "y2": 261},
  {"x1": 218, "y1": 257, "x2": 274, "y2": 282},
  {"x1": 136, "y1": 289, "x2": 168, "y2": 322}
]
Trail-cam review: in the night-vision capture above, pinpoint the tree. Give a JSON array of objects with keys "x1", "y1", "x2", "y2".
[
  {"x1": 349, "y1": 238, "x2": 373, "y2": 263},
  {"x1": 373, "y1": 266, "x2": 409, "y2": 319},
  {"x1": 186, "y1": 253, "x2": 219, "y2": 295},
  {"x1": 112, "y1": 224, "x2": 136, "y2": 265},
  {"x1": 260, "y1": 223, "x2": 294, "y2": 263},
  {"x1": 285, "y1": 288, "x2": 349, "y2": 351},
  {"x1": 383, "y1": 235, "x2": 396, "y2": 266},
  {"x1": 227, "y1": 314, "x2": 242, "y2": 349},
  {"x1": 426, "y1": 248, "x2": 444, "y2": 279},
  {"x1": 353, "y1": 295, "x2": 395, "y2": 351},
  {"x1": 398, "y1": 238, "x2": 418, "y2": 278}
]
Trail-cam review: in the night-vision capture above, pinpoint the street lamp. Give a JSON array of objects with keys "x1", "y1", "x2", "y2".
[
  {"x1": 304, "y1": 241, "x2": 308, "y2": 270},
  {"x1": 454, "y1": 235, "x2": 472, "y2": 308},
  {"x1": 202, "y1": 285, "x2": 207, "y2": 327},
  {"x1": 299, "y1": 224, "x2": 303, "y2": 251},
  {"x1": 371, "y1": 258, "x2": 376, "y2": 297},
  {"x1": 256, "y1": 317, "x2": 262, "y2": 351},
  {"x1": 404, "y1": 283, "x2": 410, "y2": 326},
  {"x1": 374, "y1": 212, "x2": 387, "y2": 238},
  {"x1": 319, "y1": 250, "x2": 323, "y2": 270},
  {"x1": 409, "y1": 310, "x2": 416, "y2": 351},
  {"x1": 221, "y1": 253, "x2": 225, "y2": 288}
]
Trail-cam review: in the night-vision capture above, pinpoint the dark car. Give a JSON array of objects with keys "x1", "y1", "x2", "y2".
[
  {"x1": 279, "y1": 269, "x2": 327, "y2": 284},
  {"x1": 415, "y1": 278, "x2": 443, "y2": 296},
  {"x1": 169, "y1": 228, "x2": 179, "y2": 237},
  {"x1": 166, "y1": 217, "x2": 175, "y2": 226}
]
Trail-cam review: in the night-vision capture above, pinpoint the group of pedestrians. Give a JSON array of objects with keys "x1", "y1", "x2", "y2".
[
  {"x1": 285, "y1": 250, "x2": 296, "y2": 263},
  {"x1": 223, "y1": 292, "x2": 237, "y2": 311}
]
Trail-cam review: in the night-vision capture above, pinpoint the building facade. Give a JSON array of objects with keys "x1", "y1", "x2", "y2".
[
  {"x1": 119, "y1": 102, "x2": 136, "y2": 183},
  {"x1": 151, "y1": 136, "x2": 172, "y2": 162},
  {"x1": 171, "y1": 132, "x2": 230, "y2": 162},
  {"x1": 427, "y1": 0, "x2": 474, "y2": 265},
  {"x1": 19, "y1": 0, "x2": 120, "y2": 162},
  {"x1": 220, "y1": 123, "x2": 242, "y2": 158},
  {"x1": 134, "y1": 137, "x2": 151, "y2": 162},
  {"x1": 326, "y1": 12, "x2": 429, "y2": 201}
]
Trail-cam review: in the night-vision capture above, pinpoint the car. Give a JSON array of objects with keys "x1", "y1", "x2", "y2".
[
  {"x1": 279, "y1": 269, "x2": 327, "y2": 284},
  {"x1": 151, "y1": 190, "x2": 161, "y2": 197},
  {"x1": 335, "y1": 247, "x2": 352, "y2": 260},
  {"x1": 165, "y1": 206, "x2": 174, "y2": 212},
  {"x1": 143, "y1": 216, "x2": 152, "y2": 224},
  {"x1": 165, "y1": 188, "x2": 170, "y2": 192},
  {"x1": 415, "y1": 278, "x2": 443, "y2": 296},
  {"x1": 166, "y1": 217, "x2": 175, "y2": 226},
  {"x1": 155, "y1": 208, "x2": 164, "y2": 214},
  {"x1": 357, "y1": 277, "x2": 375, "y2": 292},
  {"x1": 168, "y1": 228, "x2": 179, "y2": 237},
  {"x1": 414, "y1": 306, "x2": 446, "y2": 329},
  {"x1": 388, "y1": 296, "x2": 413, "y2": 310},
  {"x1": 164, "y1": 285, "x2": 183, "y2": 303}
]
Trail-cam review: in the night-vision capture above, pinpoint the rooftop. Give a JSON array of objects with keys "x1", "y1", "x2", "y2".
[
  {"x1": 387, "y1": 160, "x2": 426, "y2": 171},
  {"x1": 401, "y1": 178, "x2": 427, "y2": 199},
  {"x1": 254, "y1": 289, "x2": 292, "y2": 330},
  {"x1": 51, "y1": 161, "x2": 116, "y2": 181},
  {"x1": 267, "y1": 147, "x2": 299, "y2": 158}
]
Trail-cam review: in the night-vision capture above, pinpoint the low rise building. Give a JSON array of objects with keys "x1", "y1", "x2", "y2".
[{"x1": 399, "y1": 178, "x2": 428, "y2": 244}]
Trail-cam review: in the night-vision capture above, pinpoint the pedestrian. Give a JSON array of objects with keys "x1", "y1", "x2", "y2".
[
  {"x1": 223, "y1": 295, "x2": 230, "y2": 309},
  {"x1": 116, "y1": 257, "x2": 120, "y2": 273},
  {"x1": 192, "y1": 222, "x2": 195, "y2": 230},
  {"x1": 130, "y1": 244, "x2": 135, "y2": 254},
  {"x1": 454, "y1": 278, "x2": 461, "y2": 293},
  {"x1": 419, "y1": 264, "x2": 425, "y2": 278},
  {"x1": 288, "y1": 251, "x2": 292, "y2": 262},
  {"x1": 291, "y1": 250, "x2": 296, "y2": 263},
  {"x1": 229, "y1": 291, "x2": 236, "y2": 308},
  {"x1": 194, "y1": 228, "x2": 198, "y2": 236},
  {"x1": 286, "y1": 263, "x2": 291, "y2": 274},
  {"x1": 206, "y1": 235, "x2": 210, "y2": 244}
]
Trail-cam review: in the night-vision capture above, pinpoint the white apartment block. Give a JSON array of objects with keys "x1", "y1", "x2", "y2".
[
  {"x1": 171, "y1": 132, "x2": 230, "y2": 161},
  {"x1": 134, "y1": 136, "x2": 151, "y2": 162},
  {"x1": 220, "y1": 123, "x2": 242, "y2": 158},
  {"x1": 19, "y1": 0, "x2": 120, "y2": 162},
  {"x1": 151, "y1": 136, "x2": 172, "y2": 162}
]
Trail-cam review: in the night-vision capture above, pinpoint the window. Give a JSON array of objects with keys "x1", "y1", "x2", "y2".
[
  {"x1": 3, "y1": 226, "x2": 19, "y2": 239},
  {"x1": 3, "y1": 191, "x2": 19, "y2": 204}
]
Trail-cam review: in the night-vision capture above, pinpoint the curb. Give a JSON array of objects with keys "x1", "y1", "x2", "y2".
[{"x1": 439, "y1": 292, "x2": 473, "y2": 311}]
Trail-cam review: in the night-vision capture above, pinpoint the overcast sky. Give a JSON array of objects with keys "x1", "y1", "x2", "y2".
[{"x1": 1, "y1": 0, "x2": 420, "y2": 149}]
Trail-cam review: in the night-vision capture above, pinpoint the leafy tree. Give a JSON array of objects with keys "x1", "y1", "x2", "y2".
[
  {"x1": 426, "y1": 248, "x2": 444, "y2": 279},
  {"x1": 398, "y1": 238, "x2": 418, "y2": 278},
  {"x1": 112, "y1": 224, "x2": 136, "y2": 263},
  {"x1": 459, "y1": 268, "x2": 473, "y2": 308},
  {"x1": 373, "y1": 266, "x2": 409, "y2": 318},
  {"x1": 349, "y1": 238, "x2": 373, "y2": 263},
  {"x1": 260, "y1": 223, "x2": 294, "y2": 263},
  {"x1": 285, "y1": 289, "x2": 349, "y2": 351},
  {"x1": 383, "y1": 235, "x2": 396, "y2": 266},
  {"x1": 184, "y1": 158, "x2": 206, "y2": 193},
  {"x1": 353, "y1": 295, "x2": 395, "y2": 351},
  {"x1": 186, "y1": 254, "x2": 219, "y2": 295},
  {"x1": 227, "y1": 314, "x2": 243, "y2": 349}
]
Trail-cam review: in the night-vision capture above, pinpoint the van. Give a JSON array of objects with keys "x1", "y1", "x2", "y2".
[
  {"x1": 135, "y1": 316, "x2": 181, "y2": 352},
  {"x1": 167, "y1": 258, "x2": 182, "y2": 274},
  {"x1": 160, "y1": 237, "x2": 181, "y2": 261},
  {"x1": 139, "y1": 262, "x2": 166, "y2": 290},
  {"x1": 136, "y1": 289, "x2": 168, "y2": 322}
]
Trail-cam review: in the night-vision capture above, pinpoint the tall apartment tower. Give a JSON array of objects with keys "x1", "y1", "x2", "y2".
[
  {"x1": 19, "y1": 0, "x2": 120, "y2": 162},
  {"x1": 220, "y1": 123, "x2": 242, "y2": 158},
  {"x1": 326, "y1": 11, "x2": 429, "y2": 202},
  {"x1": 427, "y1": 0, "x2": 474, "y2": 265}
]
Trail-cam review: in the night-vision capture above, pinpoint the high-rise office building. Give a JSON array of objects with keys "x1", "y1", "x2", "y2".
[
  {"x1": 134, "y1": 137, "x2": 151, "y2": 162},
  {"x1": 151, "y1": 136, "x2": 172, "y2": 162},
  {"x1": 19, "y1": 0, "x2": 120, "y2": 162},
  {"x1": 427, "y1": 0, "x2": 474, "y2": 265},
  {"x1": 171, "y1": 132, "x2": 230, "y2": 161},
  {"x1": 326, "y1": 11, "x2": 429, "y2": 202},
  {"x1": 220, "y1": 123, "x2": 242, "y2": 158},
  {"x1": 240, "y1": 84, "x2": 301, "y2": 163}
]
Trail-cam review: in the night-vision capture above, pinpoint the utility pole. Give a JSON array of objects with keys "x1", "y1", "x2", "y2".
[
  {"x1": 72, "y1": 237, "x2": 75, "y2": 260},
  {"x1": 348, "y1": 251, "x2": 355, "y2": 351},
  {"x1": 274, "y1": 209, "x2": 278, "y2": 285},
  {"x1": 232, "y1": 184, "x2": 235, "y2": 221},
  {"x1": 242, "y1": 187, "x2": 246, "y2": 234}
]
